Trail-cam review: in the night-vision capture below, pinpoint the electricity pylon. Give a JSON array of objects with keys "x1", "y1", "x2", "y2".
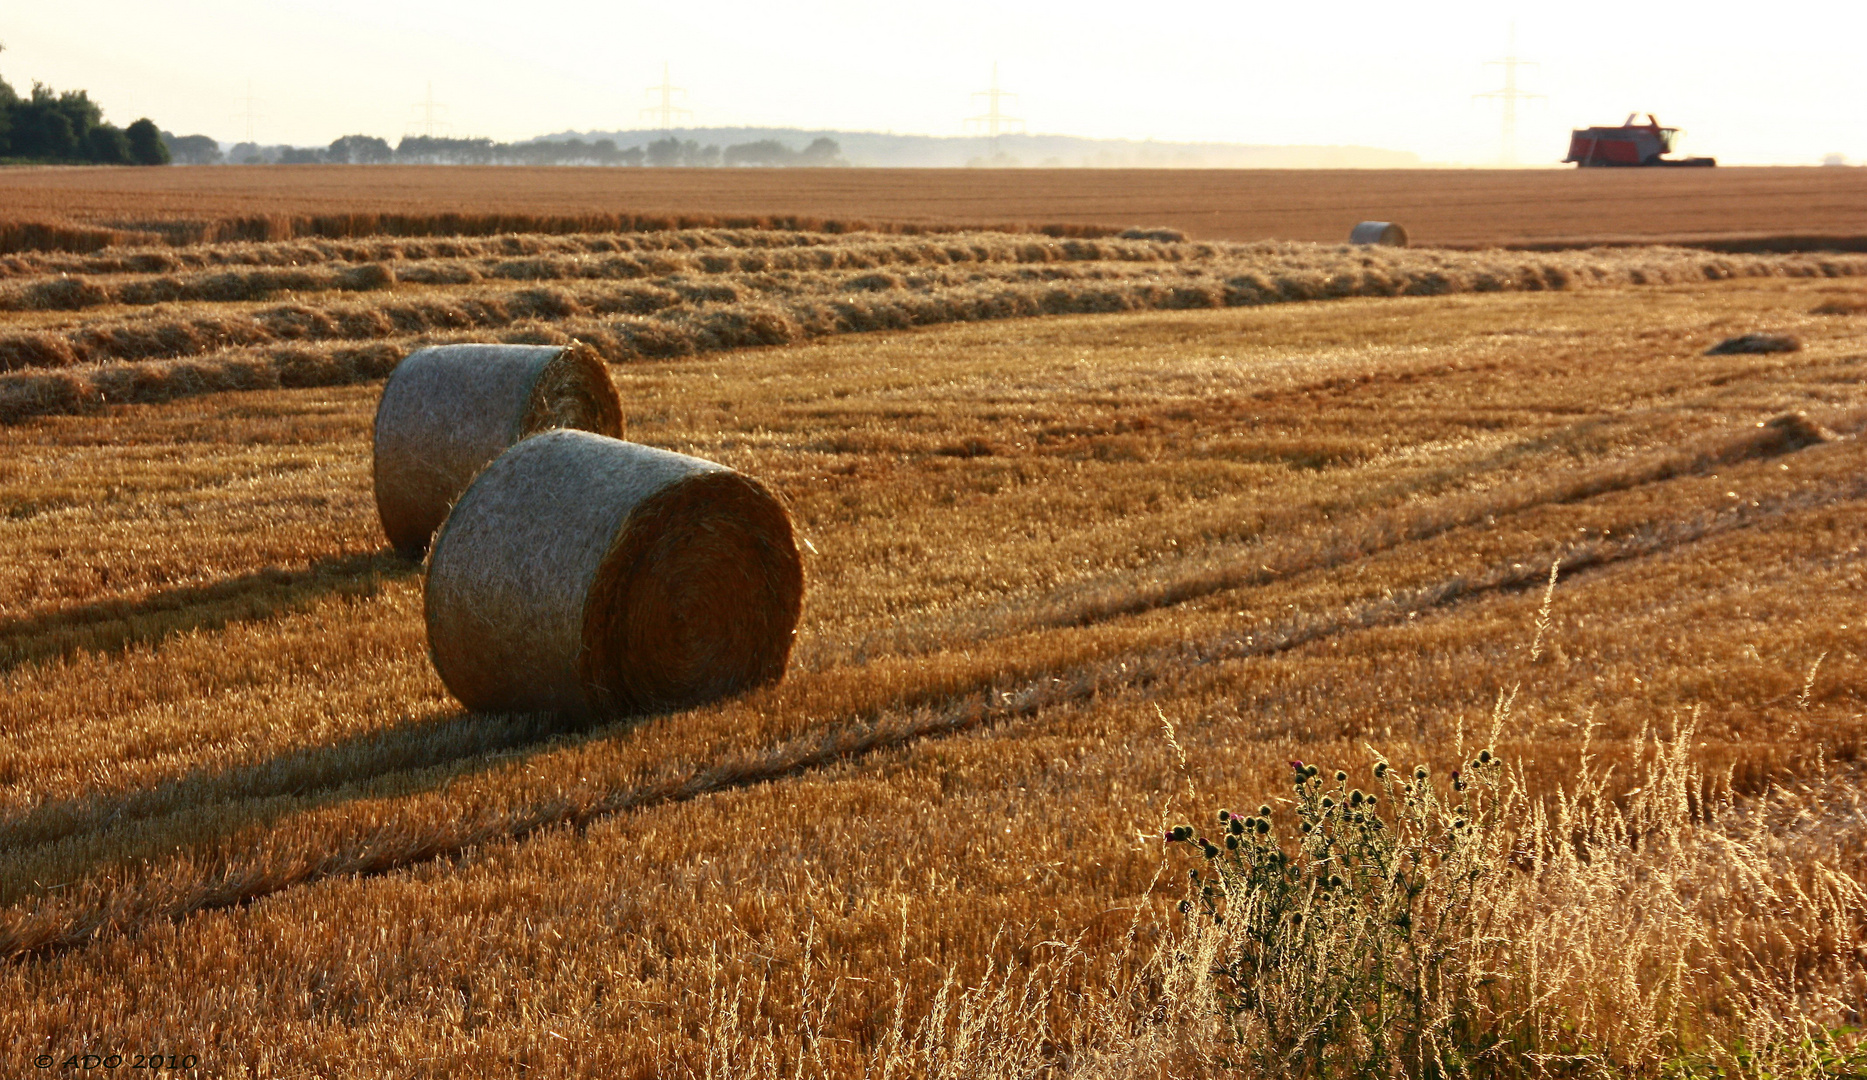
[
  {"x1": 233, "y1": 80, "x2": 265, "y2": 144},
  {"x1": 408, "y1": 82, "x2": 449, "y2": 138},
  {"x1": 642, "y1": 63, "x2": 693, "y2": 131},
  {"x1": 964, "y1": 63, "x2": 1024, "y2": 152},
  {"x1": 1474, "y1": 23, "x2": 1543, "y2": 165}
]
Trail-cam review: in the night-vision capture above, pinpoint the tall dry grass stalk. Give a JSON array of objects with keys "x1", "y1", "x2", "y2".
[
  {"x1": 655, "y1": 710, "x2": 1867, "y2": 1078},
  {"x1": 1169, "y1": 721, "x2": 1866, "y2": 1075}
]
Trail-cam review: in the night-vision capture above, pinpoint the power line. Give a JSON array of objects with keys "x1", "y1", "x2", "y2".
[
  {"x1": 1474, "y1": 22, "x2": 1543, "y2": 165},
  {"x1": 641, "y1": 63, "x2": 692, "y2": 131},
  {"x1": 964, "y1": 63, "x2": 1024, "y2": 149},
  {"x1": 408, "y1": 82, "x2": 450, "y2": 138}
]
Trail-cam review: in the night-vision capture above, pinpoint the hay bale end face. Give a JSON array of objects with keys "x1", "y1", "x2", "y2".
[
  {"x1": 1349, "y1": 221, "x2": 1408, "y2": 247},
  {"x1": 372, "y1": 342, "x2": 623, "y2": 558},
  {"x1": 425, "y1": 430, "x2": 805, "y2": 718}
]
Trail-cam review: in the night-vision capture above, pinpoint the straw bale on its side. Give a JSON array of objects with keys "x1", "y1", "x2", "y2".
[
  {"x1": 1349, "y1": 221, "x2": 1408, "y2": 247},
  {"x1": 371, "y1": 342, "x2": 622, "y2": 557},
  {"x1": 425, "y1": 430, "x2": 804, "y2": 718}
]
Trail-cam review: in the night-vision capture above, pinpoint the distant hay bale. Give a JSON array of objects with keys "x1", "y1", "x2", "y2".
[
  {"x1": 1706, "y1": 332, "x2": 1802, "y2": 355},
  {"x1": 425, "y1": 430, "x2": 805, "y2": 718},
  {"x1": 1349, "y1": 221, "x2": 1409, "y2": 247},
  {"x1": 372, "y1": 342, "x2": 623, "y2": 558}
]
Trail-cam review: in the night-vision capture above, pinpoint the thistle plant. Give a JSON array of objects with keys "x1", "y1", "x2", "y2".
[{"x1": 1166, "y1": 748, "x2": 1521, "y2": 1078}]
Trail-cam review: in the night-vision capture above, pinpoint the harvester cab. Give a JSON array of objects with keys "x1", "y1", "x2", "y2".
[{"x1": 1564, "y1": 113, "x2": 1716, "y2": 167}]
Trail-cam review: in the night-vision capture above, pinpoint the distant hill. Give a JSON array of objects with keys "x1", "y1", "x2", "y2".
[{"x1": 527, "y1": 127, "x2": 1419, "y2": 169}]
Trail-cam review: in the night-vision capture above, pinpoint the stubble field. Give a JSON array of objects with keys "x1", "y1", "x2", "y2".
[
  {"x1": 1, "y1": 209, "x2": 1866, "y2": 1076},
  {"x1": 3, "y1": 164, "x2": 1867, "y2": 253}
]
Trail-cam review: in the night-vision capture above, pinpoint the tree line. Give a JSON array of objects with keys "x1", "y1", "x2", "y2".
[
  {"x1": 0, "y1": 77, "x2": 168, "y2": 164},
  {"x1": 174, "y1": 134, "x2": 846, "y2": 167},
  {"x1": 0, "y1": 57, "x2": 847, "y2": 170}
]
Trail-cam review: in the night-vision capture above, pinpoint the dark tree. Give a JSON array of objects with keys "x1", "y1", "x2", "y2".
[
  {"x1": 0, "y1": 73, "x2": 179, "y2": 163},
  {"x1": 6, "y1": 84, "x2": 118, "y2": 161},
  {"x1": 724, "y1": 139, "x2": 793, "y2": 167},
  {"x1": 798, "y1": 137, "x2": 844, "y2": 166},
  {"x1": 327, "y1": 134, "x2": 392, "y2": 164},
  {"x1": 162, "y1": 132, "x2": 222, "y2": 165},
  {"x1": 50, "y1": 86, "x2": 102, "y2": 143},
  {"x1": 645, "y1": 136, "x2": 681, "y2": 167},
  {"x1": 86, "y1": 123, "x2": 133, "y2": 164},
  {"x1": 125, "y1": 118, "x2": 169, "y2": 164},
  {"x1": 277, "y1": 146, "x2": 323, "y2": 164},
  {"x1": 0, "y1": 76, "x2": 16, "y2": 156},
  {"x1": 395, "y1": 135, "x2": 494, "y2": 164},
  {"x1": 10, "y1": 87, "x2": 78, "y2": 159}
]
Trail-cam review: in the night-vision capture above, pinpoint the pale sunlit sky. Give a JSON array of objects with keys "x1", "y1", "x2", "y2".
[{"x1": 2, "y1": 0, "x2": 1860, "y2": 165}]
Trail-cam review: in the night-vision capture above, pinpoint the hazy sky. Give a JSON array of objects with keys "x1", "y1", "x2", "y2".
[{"x1": 2, "y1": 0, "x2": 1860, "y2": 165}]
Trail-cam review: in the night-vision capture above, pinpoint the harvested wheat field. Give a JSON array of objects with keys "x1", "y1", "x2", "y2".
[
  {"x1": 3, "y1": 165, "x2": 1867, "y2": 254},
  {"x1": 3, "y1": 219, "x2": 1867, "y2": 1077}
]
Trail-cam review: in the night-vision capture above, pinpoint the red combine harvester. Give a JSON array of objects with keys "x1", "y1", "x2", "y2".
[{"x1": 1564, "y1": 114, "x2": 1716, "y2": 167}]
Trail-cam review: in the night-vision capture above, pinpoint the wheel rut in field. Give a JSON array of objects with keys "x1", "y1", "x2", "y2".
[
  {"x1": 3, "y1": 467, "x2": 1859, "y2": 964},
  {"x1": 872, "y1": 409, "x2": 1849, "y2": 657},
  {"x1": 0, "y1": 415, "x2": 1844, "y2": 867},
  {"x1": 0, "y1": 550, "x2": 417, "y2": 677}
]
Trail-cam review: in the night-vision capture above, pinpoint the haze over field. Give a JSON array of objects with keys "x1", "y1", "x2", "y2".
[{"x1": 2, "y1": 0, "x2": 1862, "y2": 166}]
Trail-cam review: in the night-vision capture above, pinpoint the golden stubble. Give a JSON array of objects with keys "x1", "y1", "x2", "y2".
[{"x1": 0, "y1": 266, "x2": 1864, "y2": 1073}]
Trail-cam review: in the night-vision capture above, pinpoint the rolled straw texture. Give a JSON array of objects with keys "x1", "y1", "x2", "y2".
[
  {"x1": 1349, "y1": 221, "x2": 1409, "y2": 247},
  {"x1": 425, "y1": 430, "x2": 805, "y2": 718},
  {"x1": 372, "y1": 342, "x2": 623, "y2": 557}
]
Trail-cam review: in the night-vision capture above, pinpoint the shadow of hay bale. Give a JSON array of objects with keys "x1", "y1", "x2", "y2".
[
  {"x1": 425, "y1": 431, "x2": 804, "y2": 719},
  {"x1": 1706, "y1": 332, "x2": 1802, "y2": 355},
  {"x1": 371, "y1": 342, "x2": 623, "y2": 558},
  {"x1": 1118, "y1": 226, "x2": 1187, "y2": 243}
]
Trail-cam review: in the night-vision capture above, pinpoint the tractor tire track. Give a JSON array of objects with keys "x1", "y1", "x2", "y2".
[
  {"x1": 0, "y1": 416, "x2": 1843, "y2": 860},
  {"x1": 3, "y1": 470, "x2": 1858, "y2": 964}
]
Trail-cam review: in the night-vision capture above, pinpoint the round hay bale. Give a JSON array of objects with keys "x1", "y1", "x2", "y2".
[
  {"x1": 372, "y1": 342, "x2": 622, "y2": 557},
  {"x1": 1348, "y1": 221, "x2": 1408, "y2": 247},
  {"x1": 425, "y1": 430, "x2": 805, "y2": 718}
]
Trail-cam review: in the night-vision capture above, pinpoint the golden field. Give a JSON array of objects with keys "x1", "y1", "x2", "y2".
[
  {"x1": 1, "y1": 217, "x2": 1866, "y2": 1075},
  {"x1": 2, "y1": 165, "x2": 1866, "y2": 253}
]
